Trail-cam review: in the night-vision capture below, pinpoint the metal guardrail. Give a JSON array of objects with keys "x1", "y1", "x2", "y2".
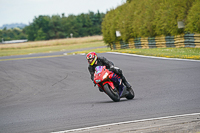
[
  {"x1": 1, "y1": 39, "x2": 28, "y2": 44},
  {"x1": 111, "y1": 34, "x2": 200, "y2": 49}
]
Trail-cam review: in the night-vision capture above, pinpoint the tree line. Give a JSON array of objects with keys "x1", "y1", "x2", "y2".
[
  {"x1": 0, "y1": 11, "x2": 105, "y2": 41},
  {"x1": 25, "y1": 11, "x2": 105, "y2": 41},
  {"x1": 0, "y1": 28, "x2": 27, "y2": 42},
  {"x1": 2, "y1": 0, "x2": 200, "y2": 44},
  {"x1": 102, "y1": 0, "x2": 200, "y2": 44}
]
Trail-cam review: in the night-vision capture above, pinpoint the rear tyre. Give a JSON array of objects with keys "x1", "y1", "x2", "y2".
[
  {"x1": 126, "y1": 88, "x2": 135, "y2": 100},
  {"x1": 104, "y1": 84, "x2": 120, "y2": 102}
]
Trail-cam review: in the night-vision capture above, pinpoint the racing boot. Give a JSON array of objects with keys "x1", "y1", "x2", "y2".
[{"x1": 121, "y1": 76, "x2": 132, "y2": 91}]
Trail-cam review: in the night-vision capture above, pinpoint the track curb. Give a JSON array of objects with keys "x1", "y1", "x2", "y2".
[{"x1": 52, "y1": 113, "x2": 200, "y2": 133}]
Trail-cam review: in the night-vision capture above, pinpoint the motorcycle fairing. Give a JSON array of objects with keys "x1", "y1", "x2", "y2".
[
  {"x1": 94, "y1": 66, "x2": 124, "y2": 96},
  {"x1": 109, "y1": 73, "x2": 124, "y2": 96}
]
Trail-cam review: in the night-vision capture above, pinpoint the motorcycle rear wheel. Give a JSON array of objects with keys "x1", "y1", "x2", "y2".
[
  {"x1": 126, "y1": 88, "x2": 135, "y2": 100},
  {"x1": 104, "y1": 84, "x2": 120, "y2": 102}
]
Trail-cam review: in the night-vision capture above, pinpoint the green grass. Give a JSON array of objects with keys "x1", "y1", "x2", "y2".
[
  {"x1": 0, "y1": 41, "x2": 105, "y2": 57},
  {"x1": 114, "y1": 48, "x2": 200, "y2": 60},
  {"x1": 71, "y1": 47, "x2": 200, "y2": 60},
  {"x1": 0, "y1": 36, "x2": 200, "y2": 60}
]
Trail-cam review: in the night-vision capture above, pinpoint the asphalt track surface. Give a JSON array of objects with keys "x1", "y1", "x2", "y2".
[{"x1": 0, "y1": 52, "x2": 200, "y2": 133}]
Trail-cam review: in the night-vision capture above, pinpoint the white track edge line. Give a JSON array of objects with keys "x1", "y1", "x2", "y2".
[
  {"x1": 107, "y1": 52, "x2": 200, "y2": 62},
  {"x1": 52, "y1": 112, "x2": 200, "y2": 133}
]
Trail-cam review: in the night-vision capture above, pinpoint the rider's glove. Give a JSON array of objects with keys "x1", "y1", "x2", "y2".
[{"x1": 110, "y1": 65, "x2": 115, "y2": 71}]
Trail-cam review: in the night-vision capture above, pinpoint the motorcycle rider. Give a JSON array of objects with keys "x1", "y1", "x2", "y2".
[{"x1": 86, "y1": 52, "x2": 132, "y2": 91}]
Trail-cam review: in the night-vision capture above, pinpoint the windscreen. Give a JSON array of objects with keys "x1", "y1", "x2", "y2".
[{"x1": 95, "y1": 66, "x2": 103, "y2": 74}]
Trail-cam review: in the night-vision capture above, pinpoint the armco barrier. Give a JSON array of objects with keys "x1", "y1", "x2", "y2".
[
  {"x1": 184, "y1": 34, "x2": 195, "y2": 47},
  {"x1": 148, "y1": 37, "x2": 157, "y2": 48},
  {"x1": 194, "y1": 34, "x2": 200, "y2": 48},
  {"x1": 112, "y1": 34, "x2": 200, "y2": 49},
  {"x1": 165, "y1": 36, "x2": 175, "y2": 47}
]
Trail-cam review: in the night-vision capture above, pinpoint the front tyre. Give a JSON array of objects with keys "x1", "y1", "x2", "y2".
[
  {"x1": 104, "y1": 84, "x2": 120, "y2": 102},
  {"x1": 126, "y1": 88, "x2": 135, "y2": 100}
]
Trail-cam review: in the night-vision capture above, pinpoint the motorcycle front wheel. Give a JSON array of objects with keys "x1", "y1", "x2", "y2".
[{"x1": 104, "y1": 84, "x2": 120, "y2": 102}]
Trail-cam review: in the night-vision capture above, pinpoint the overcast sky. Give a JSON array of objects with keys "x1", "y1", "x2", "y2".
[{"x1": 0, "y1": 0, "x2": 126, "y2": 27}]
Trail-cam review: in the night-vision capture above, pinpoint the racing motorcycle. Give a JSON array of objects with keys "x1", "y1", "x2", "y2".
[{"x1": 94, "y1": 66, "x2": 135, "y2": 102}]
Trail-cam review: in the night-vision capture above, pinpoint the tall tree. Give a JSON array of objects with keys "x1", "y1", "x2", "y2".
[
  {"x1": 25, "y1": 11, "x2": 105, "y2": 41},
  {"x1": 185, "y1": 0, "x2": 200, "y2": 33}
]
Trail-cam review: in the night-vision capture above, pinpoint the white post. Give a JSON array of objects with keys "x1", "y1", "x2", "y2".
[{"x1": 70, "y1": 33, "x2": 73, "y2": 38}]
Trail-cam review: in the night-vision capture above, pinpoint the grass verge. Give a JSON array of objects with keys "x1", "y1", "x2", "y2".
[
  {"x1": 71, "y1": 47, "x2": 200, "y2": 60},
  {"x1": 0, "y1": 39, "x2": 105, "y2": 56},
  {"x1": 0, "y1": 36, "x2": 103, "y2": 50},
  {"x1": 0, "y1": 36, "x2": 200, "y2": 60}
]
